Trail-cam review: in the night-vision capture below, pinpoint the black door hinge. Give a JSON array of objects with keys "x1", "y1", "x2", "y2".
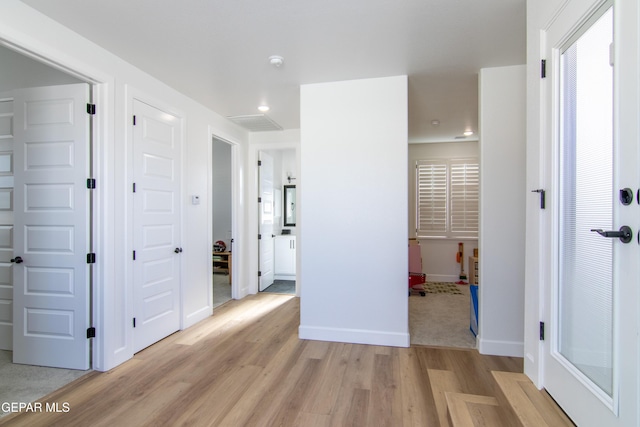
[
  {"x1": 132, "y1": 183, "x2": 136, "y2": 193},
  {"x1": 258, "y1": 234, "x2": 262, "y2": 240},
  {"x1": 86, "y1": 103, "x2": 96, "y2": 115},
  {"x1": 132, "y1": 251, "x2": 136, "y2": 260},
  {"x1": 133, "y1": 318, "x2": 136, "y2": 328},
  {"x1": 258, "y1": 160, "x2": 262, "y2": 166},
  {"x1": 87, "y1": 253, "x2": 96, "y2": 264},
  {"x1": 87, "y1": 178, "x2": 96, "y2": 189},
  {"x1": 258, "y1": 271, "x2": 262, "y2": 277},
  {"x1": 258, "y1": 197, "x2": 262, "y2": 203},
  {"x1": 541, "y1": 60, "x2": 547, "y2": 78},
  {"x1": 86, "y1": 327, "x2": 96, "y2": 338},
  {"x1": 133, "y1": 115, "x2": 137, "y2": 126},
  {"x1": 531, "y1": 189, "x2": 546, "y2": 209},
  {"x1": 539, "y1": 321, "x2": 545, "y2": 341}
]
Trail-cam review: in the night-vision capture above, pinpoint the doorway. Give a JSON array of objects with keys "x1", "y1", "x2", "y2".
[
  {"x1": 258, "y1": 148, "x2": 296, "y2": 295},
  {"x1": 0, "y1": 44, "x2": 93, "y2": 411},
  {"x1": 408, "y1": 142, "x2": 479, "y2": 349},
  {"x1": 539, "y1": 0, "x2": 639, "y2": 424},
  {"x1": 212, "y1": 137, "x2": 233, "y2": 308}
]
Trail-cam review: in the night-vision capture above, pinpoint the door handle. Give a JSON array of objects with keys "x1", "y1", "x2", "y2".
[
  {"x1": 590, "y1": 226, "x2": 633, "y2": 243},
  {"x1": 10, "y1": 256, "x2": 23, "y2": 264},
  {"x1": 174, "y1": 248, "x2": 183, "y2": 253}
]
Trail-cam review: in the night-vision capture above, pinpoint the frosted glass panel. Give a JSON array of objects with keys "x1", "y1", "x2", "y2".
[{"x1": 558, "y1": 8, "x2": 613, "y2": 396}]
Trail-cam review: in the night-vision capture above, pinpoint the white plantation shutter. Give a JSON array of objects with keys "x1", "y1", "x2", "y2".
[
  {"x1": 450, "y1": 160, "x2": 479, "y2": 236},
  {"x1": 416, "y1": 158, "x2": 478, "y2": 238},
  {"x1": 416, "y1": 160, "x2": 447, "y2": 235}
]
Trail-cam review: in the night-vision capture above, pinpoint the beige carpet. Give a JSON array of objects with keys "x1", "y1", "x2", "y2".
[
  {"x1": 409, "y1": 283, "x2": 477, "y2": 349},
  {"x1": 0, "y1": 351, "x2": 88, "y2": 417}
]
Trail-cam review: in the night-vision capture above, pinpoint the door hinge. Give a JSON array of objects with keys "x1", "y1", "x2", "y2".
[
  {"x1": 541, "y1": 59, "x2": 547, "y2": 78},
  {"x1": 539, "y1": 321, "x2": 545, "y2": 341},
  {"x1": 258, "y1": 234, "x2": 262, "y2": 240},
  {"x1": 86, "y1": 327, "x2": 96, "y2": 338},
  {"x1": 258, "y1": 271, "x2": 262, "y2": 277},
  {"x1": 86, "y1": 103, "x2": 96, "y2": 115},
  {"x1": 531, "y1": 189, "x2": 546, "y2": 209},
  {"x1": 258, "y1": 197, "x2": 262, "y2": 203},
  {"x1": 133, "y1": 318, "x2": 136, "y2": 328},
  {"x1": 132, "y1": 251, "x2": 136, "y2": 260},
  {"x1": 86, "y1": 253, "x2": 96, "y2": 264},
  {"x1": 258, "y1": 160, "x2": 262, "y2": 166},
  {"x1": 87, "y1": 178, "x2": 96, "y2": 189},
  {"x1": 132, "y1": 183, "x2": 136, "y2": 193},
  {"x1": 133, "y1": 115, "x2": 137, "y2": 126}
]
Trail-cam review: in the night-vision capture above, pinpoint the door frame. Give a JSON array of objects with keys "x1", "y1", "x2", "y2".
[
  {"x1": 248, "y1": 140, "x2": 300, "y2": 297},
  {"x1": 209, "y1": 132, "x2": 241, "y2": 303},
  {"x1": 525, "y1": 0, "x2": 639, "y2": 423},
  {"x1": 0, "y1": 39, "x2": 110, "y2": 370},
  {"x1": 126, "y1": 87, "x2": 187, "y2": 350}
]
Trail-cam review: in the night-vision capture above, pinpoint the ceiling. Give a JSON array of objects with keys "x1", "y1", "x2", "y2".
[{"x1": 20, "y1": 0, "x2": 525, "y2": 143}]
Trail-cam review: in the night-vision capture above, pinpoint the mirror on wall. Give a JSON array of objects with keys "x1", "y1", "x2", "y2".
[{"x1": 284, "y1": 185, "x2": 296, "y2": 226}]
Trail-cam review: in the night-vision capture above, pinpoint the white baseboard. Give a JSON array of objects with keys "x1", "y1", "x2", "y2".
[
  {"x1": 183, "y1": 305, "x2": 212, "y2": 329},
  {"x1": 478, "y1": 336, "x2": 524, "y2": 357},
  {"x1": 299, "y1": 325, "x2": 410, "y2": 348}
]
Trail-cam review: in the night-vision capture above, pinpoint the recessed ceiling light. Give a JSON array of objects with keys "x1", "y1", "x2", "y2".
[
  {"x1": 431, "y1": 120, "x2": 440, "y2": 126},
  {"x1": 463, "y1": 130, "x2": 474, "y2": 136},
  {"x1": 258, "y1": 105, "x2": 270, "y2": 112},
  {"x1": 269, "y1": 55, "x2": 284, "y2": 68}
]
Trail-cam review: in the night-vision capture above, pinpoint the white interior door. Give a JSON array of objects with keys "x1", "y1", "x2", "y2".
[
  {"x1": 12, "y1": 83, "x2": 91, "y2": 369},
  {"x1": 259, "y1": 151, "x2": 274, "y2": 291},
  {"x1": 0, "y1": 94, "x2": 14, "y2": 351},
  {"x1": 542, "y1": 1, "x2": 639, "y2": 424},
  {"x1": 132, "y1": 99, "x2": 182, "y2": 353}
]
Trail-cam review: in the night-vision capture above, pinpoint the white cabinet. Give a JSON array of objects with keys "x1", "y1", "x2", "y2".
[{"x1": 275, "y1": 235, "x2": 296, "y2": 278}]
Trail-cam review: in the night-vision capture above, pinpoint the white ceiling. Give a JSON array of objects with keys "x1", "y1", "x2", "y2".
[{"x1": 20, "y1": 0, "x2": 525, "y2": 143}]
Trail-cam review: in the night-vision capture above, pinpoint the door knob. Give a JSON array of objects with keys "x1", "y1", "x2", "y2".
[
  {"x1": 590, "y1": 226, "x2": 633, "y2": 243},
  {"x1": 174, "y1": 248, "x2": 183, "y2": 253},
  {"x1": 10, "y1": 256, "x2": 23, "y2": 264}
]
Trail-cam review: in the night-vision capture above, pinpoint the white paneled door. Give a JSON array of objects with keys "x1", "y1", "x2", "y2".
[
  {"x1": 259, "y1": 151, "x2": 275, "y2": 291},
  {"x1": 0, "y1": 94, "x2": 14, "y2": 351},
  {"x1": 12, "y1": 83, "x2": 91, "y2": 369},
  {"x1": 542, "y1": 0, "x2": 639, "y2": 425},
  {"x1": 132, "y1": 99, "x2": 182, "y2": 353}
]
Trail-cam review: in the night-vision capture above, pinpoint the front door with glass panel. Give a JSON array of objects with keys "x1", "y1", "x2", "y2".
[{"x1": 542, "y1": 1, "x2": 639, "y2": 425}]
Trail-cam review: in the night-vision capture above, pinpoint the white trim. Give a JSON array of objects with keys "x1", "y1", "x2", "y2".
[
  {"x1": 299, "y1": 325, "x2": 410, "y2": 348},
  {"x1": 478, "y1": 338, "x2": 524, "y2": 357}
]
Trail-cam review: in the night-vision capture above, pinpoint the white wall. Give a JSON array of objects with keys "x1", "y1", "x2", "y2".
[
  {"x1": 0, "y1": 0, "x2": 249, "y2": 371},
  {"x1": 478, "y1": 65, "x2": 526, "y2": 357},
  {"x1": 0, "y1": 45, "x2": 82, "y2": 90},
  {"x1": 299, "y1": 76, "x2": 409, "y2": 347},
  {"x1": 408, "y1": 142, "x2": 478, "y2": 281}
]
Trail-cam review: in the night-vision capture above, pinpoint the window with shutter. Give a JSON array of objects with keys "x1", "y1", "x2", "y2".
[{"x1": 416, "y1": 158, "x2": 478, "y2": 238}]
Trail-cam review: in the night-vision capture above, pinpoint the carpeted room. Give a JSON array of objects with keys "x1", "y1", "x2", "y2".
[{"x1": 409, "y1": 281, "x2": 476, "y2": 349}]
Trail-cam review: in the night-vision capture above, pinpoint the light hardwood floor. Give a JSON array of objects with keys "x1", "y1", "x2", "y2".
[{"x1": 0, "y1": 294, "x2": 573, "y2": 426}]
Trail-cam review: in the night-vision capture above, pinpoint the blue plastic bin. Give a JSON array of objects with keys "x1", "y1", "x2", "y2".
[{"x1": 469, "y1": 285, "x2": 478, "y2": 336}]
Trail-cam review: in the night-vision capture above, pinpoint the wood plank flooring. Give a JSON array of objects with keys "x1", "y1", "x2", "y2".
[{"x1": 0, "y1": 294, "x2": 573, "y2": 426}]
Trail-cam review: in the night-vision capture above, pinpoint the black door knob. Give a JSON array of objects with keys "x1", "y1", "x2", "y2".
[
  {"x1": 174, "y1": 248, "x2": 183, "y2": 253},
  {"x1": 10, "y1": 256, "x2": 23, "y2": 264}
]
